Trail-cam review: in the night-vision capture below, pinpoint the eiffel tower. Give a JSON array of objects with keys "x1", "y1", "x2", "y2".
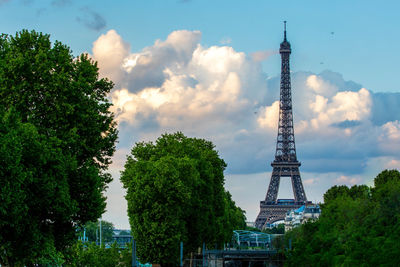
[{"x1": 255, "y1": 22, "x2": 310, "y2": 229}]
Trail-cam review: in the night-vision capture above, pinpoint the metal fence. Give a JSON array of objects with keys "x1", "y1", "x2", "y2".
[{"x1": 182, "y1": 258, "x2": 283, "y2": 267}]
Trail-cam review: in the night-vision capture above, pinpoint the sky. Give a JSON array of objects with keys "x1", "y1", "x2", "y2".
[{"x1": 1, "y1": 0, "x2": 400, "y2": 229}]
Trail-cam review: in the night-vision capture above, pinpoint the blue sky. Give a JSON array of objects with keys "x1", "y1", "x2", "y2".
[
  {"x1": 2, "y1": 0, "x2": 400, "y2": 92},
  {"x1": 2, "y1": 0, "x2": 400, "y2": 228}
]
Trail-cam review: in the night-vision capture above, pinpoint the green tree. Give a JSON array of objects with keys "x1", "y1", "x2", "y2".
[
  {"x1": 262, "y1": 223, "x2": 285, "y2": 234},
  {"x1": 218, "y1": 192, "x2": 247, "y2": 242},
  {"x1": 121, "y1": 132, "x2": 245, "y2": 265},
  {"x1": 0, "y1": 109, "x2": 71, "y2": 266},
  {"x1": 119, "y1": 230, "x2": 130, "y2": 236},
  {"x1": 323, "y1": 185, "x2": 350, "y2": 203},
  {"x1": 373, "y1": 169, "x2": 400, "y2": 188},
  {"x1": 78, "y1": 220, "x2": 115, "y2": 243},
  {"x1": 0, "y1": 30, "x2": 117, "y2": 265},
  {"x1": 64, "y1": 241, "x2": 132, "y2": 267},
  {"x1": 285, "y1": 170, "x2": 400, "y2": 267}
]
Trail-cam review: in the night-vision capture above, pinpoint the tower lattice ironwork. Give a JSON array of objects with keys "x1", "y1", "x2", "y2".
[{"x1": 255, "y1": 22, "x2": 309, "y2": 229}]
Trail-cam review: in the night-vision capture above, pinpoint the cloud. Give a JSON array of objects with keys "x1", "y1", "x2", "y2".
[
  {"x1": 0, "y1": 0, "x2": 10, "y2": 5},
  {"x1": 378, "y1": 120, "x2": 400, "y2": 154},
  {"x1": 307, "y1": 88, "x2": 371, "y2": 130},
  {"x1": 331, "y1": 120, "x2": 361, "y2": 129},
  {"x1": 371, "y1": 92, "x2": 400, "y2": 125},
  {"x1": 90, "y1": 30, "x2": 400, "y2": 226},
  {"x1": 92, "y1": 30, "x2": 130, "y2": 83},
  {"x1": 250, "y1": 50, "x2": 278, "y2": 62},
  {"x1": 381, "y1": 120, "x2": 400, "y2": 140},
  {"x1": 335, "y1": 175, "x2": 362, "y2": 186},
  {"x1": 384, "y1": 159, "x2": 400, "y2": 170},
  {"x1": 76, "y1": 7, "x2": 106, "y2": 31},
  {"x1": 94, "y1": 30, "x2": 261, "y2": 135},
  {"x1": 120, "y1": 30, "x2": 202, "y2": 93},
  {"x1": 257, "y1": 101, "x2": 279, "y2": 129},
  {"x1": 91, "y1": 29, "x2": 400, "y2": 177},
  {"x1": 303, "y1": 178, "x2": 318, "y2": 185}
]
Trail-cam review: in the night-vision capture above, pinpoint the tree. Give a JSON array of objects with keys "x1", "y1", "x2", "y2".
[
  {"x1": 77, "y1": 220, "x2": 115, "y2": 243},
  {"x1": 218, "y1": 191, "x2": 247, "y2": 242},
  {"x1": 373, "y1": 169, "x2": 400, "y2": 188},
  {"x1": 0, "y1": 109, "x2": 70, "y2": 266},
  {"x1": 64, "y1": 241, "x2": 132, "y2": 267},
  {"x1": 121, "y1": 132, "x2": 245, "y2": 265},
  {"x1": 263, "y1": 223, "x2": 285, "y2": 234},
  {"x1": 323, "y1": 185, "x2": 350, "y2": 203},
  {"x1": 119, "y1": 230, "x2": 130, "y2": 236},
  {"x1": 0, "y1": 30, "x2": 117, "y2": 265},
  {"x1": 285, "y1": 170, "x2": 400, "y2": 266}
]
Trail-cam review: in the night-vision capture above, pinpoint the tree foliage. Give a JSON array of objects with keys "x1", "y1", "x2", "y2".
[
  {"x1": 121, "y1": 132, "x2": 246, "y2": 265},
  {"x1": 64, "y1": 241, "x2": 131, "y2": 267},
  {"x1": 0, "y1": 30, "x2": 117, "y2": 265},
  {"x1": 119, "y1": 230, "x2": 130, "y2": 236},
  {"x1": 77, "y1": 220, "x2": 115, "y2": 243},
  {"x1": 262, "y1": 223, "x2": 285, "y2": 234},
  {"x1": 0, "y1": 109, "x2": 71, "y2": 266},
  {"x1": 285, "y1": 169, "x2": 400, "y2": 266}
]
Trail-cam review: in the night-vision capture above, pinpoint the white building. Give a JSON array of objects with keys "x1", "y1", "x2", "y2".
[{"x1": 284, "y1": 205, "x2": 321, "y2": 231}]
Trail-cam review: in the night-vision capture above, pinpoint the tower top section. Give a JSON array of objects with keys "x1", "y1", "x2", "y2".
[{"x1": 280, "y1": 21, "x2": 291, "y2": 54}]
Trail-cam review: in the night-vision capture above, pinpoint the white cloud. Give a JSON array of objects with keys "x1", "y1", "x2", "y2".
[
  {"x1": 381, "y1": 120, "x2": 400, "y2": 140},
  {"x1": 92, "y1": 29, "x2": 400, "y2": 177},
  {"x1": 308, "y1": 88, "x2": 372, "y2": 130},
  {"x1": 309, "y1": 95, "x2": 328, "y2": 113},
  {"x1": 100, "y1": 30, "x2": 260, "y2": 139},
  {"x1": 92, "y1": 30, "x2": 130, "y2": 83},
  {"x1": 90, "y1": 30, "x2": 400, "y2": 226},
  {"x1": 378, "y1": 120, "x2": 400, "y2": 154},
  {"x1": 257, "y1": 101, "x2": 279, "y2": 129},
  {"x1": 250, "y1": 50, "x2": 277, "y2": 62},
  {"x1": 303, "y1": 178, "x2": 318, "y2": 185},
  {"x1": 335, "y1": 175, "x2": 362, "y2": 186},
  {"x1": 306, "y1": 74, "x2": 337, "y2": 97},
  {"x1": 385, "y1": 159, "x2": 400, "y2": 169}
]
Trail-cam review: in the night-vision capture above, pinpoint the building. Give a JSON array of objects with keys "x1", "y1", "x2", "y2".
[
  {"x1": 284, "y1": 205, "x2": 321, "y2": 232},
  {"x1": 111, "y1": 229, "x2": 132, "y2": 248}
]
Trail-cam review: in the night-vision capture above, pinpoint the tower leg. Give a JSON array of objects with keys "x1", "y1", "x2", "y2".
[
  {"x1": 265, "y1": 167, "x2": 281, "y2": 203},
  {"x1": 291, "y1": 172, "x2": 307, "y2": 203}
]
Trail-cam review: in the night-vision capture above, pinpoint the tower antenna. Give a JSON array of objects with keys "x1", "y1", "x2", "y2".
[{"x1": 284, "y1": 21, "x2": 287, "y2": 41}]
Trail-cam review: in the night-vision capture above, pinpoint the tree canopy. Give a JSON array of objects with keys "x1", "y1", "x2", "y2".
[
  {"x1": 77, "y1": 220, "x2": 115, "y2": 243},
  {"x1": 285, "y1": 169, "x2": 400, "y2": 266},
  {"x1": 0, "y1": 30, "x2": 117, "y2": 265},
  {"x1": 121, "y1": 132, "x2": 246, "y2": 265},
  {"x1": 64, "y1": 241, "x2": 132, "y2": 267}
]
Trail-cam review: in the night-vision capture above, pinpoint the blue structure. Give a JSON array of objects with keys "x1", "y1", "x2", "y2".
[
  {"x1": 231, "y1": 230, "x2": 280, "y2": 249},
  {"x1": 277, "y1": 199, "x2": 296, "y2": 205},
  {"x1": 295, "y1": 205, "x2": 305, "y2": 212},
  {"x1": 200, "y1": 230, "x2": 283, "y2": 265}
]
